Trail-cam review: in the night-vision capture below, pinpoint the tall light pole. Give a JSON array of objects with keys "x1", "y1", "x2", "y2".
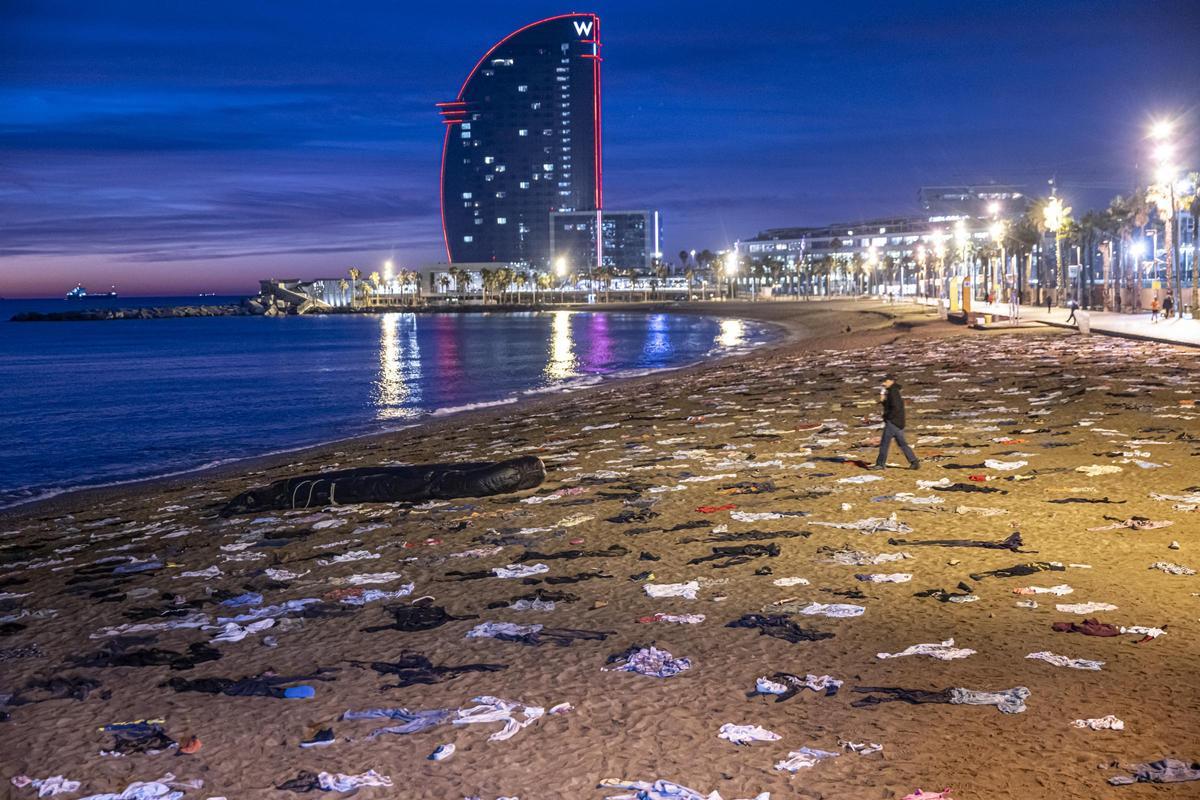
[
  {"x1": 1150, "y1": 119, "x2": 1185, "y2": 313},
  {"x1": 555, "y1": 256, "x2": 568, "y2": 303},
  {"x1": 725, "y1": 249, "x2": 739, "y2": 300},
  {"x1": 990, "y1": 220, "x2": 1006, "y2": 304},
  {"x1": 1043, "y1": 195, "x2": 1068, "y2": 305}
]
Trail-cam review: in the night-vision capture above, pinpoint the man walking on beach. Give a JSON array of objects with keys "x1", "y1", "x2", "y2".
[
  {"x1": 1066, "y1": 298, "x2": 1078, "y2": 326},
  {"x1": 870, "y1": 375, "x2": 919, "y2": 470}
]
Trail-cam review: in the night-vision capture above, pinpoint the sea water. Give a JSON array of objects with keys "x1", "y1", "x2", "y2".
[{"x1": 0, "y1": 306, "x2": 772, "y2": 508}]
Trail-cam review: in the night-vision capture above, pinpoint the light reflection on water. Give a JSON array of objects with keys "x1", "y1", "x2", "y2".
[
  {"x1": 545, "y1": 309, "x2": 578, "y2": 380},
  {"x1": 717, "y1": 318, "x2": 747, "y2": 348},
  {"x1": 375, "y1": 313, "x2": 421, "y2": 419}
]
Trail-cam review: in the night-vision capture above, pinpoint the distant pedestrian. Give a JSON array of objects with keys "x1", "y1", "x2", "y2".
[
  {"x1": 1066, "y1": 298, "x2": 1078, "y2": 325},
  {"x1": 870, "y1": 375, "x2": 919, "y2": 471},
  {"x1": 1046, "y1": 295, "x2": 1052, "y2": 313},
  {"x1": 1163, "y1": 294, "x2": 1174, "y2": 319},
  {"x1": 1151, "y1": 295, "x2": 1160, "y2": 323}
]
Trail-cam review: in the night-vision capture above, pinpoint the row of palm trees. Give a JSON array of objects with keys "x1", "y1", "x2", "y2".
[{"x1": 726, "y1": 179, "x2": 1199, "y2": 311}]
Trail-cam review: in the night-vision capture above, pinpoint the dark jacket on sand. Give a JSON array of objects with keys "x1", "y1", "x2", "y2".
[{"x1": 882, "y1": 383, "x2": 906, "y2": 430}]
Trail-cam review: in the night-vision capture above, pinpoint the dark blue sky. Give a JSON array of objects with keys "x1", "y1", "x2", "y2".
[{"x1": 1, "y1": 0, "x2": 1197, "y2": 296}]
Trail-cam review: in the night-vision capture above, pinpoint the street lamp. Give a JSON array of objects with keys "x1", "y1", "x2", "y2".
[
  {"x1": 555, "y1": 257, "x2": 568, "y2": 303},
  {"x1": 1149, "y1": 118, "x2": 1185, "y2": 312},
  {"x1": 725, "y1": 250, "x2": 739, "y2": 300},
  {"x1": 990, "y1": 220, "x2": 1006, "y2": 303},
  {"x1": 1043, "y1": 196, "x2": 1069, "y2": 305}
]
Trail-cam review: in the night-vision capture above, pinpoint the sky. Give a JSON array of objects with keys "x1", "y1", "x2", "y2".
[{"x1": 1, "y1": 0, "x2": 1198, "y2": 297}]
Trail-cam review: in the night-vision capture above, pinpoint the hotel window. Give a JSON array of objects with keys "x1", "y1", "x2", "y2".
[
  {"x1": 461, "y1": 123, "x2": 470, "y2": 130},
  {"x1": 495, "y1": 192, "x2": 506, "y2": 199},
  {"x1": 519, "y1": 181, "x2": 530, "y2": 189},
  {"x1": 531, "y1": 102, "x2": 541, "y2": 110},
  {"x1": 483, "y1": 156, "x2": 494, "y2": 164},
  {"x1": 474, "y1": 218, "x2": 482, "y2": 225},
  {"x1": 543, "y1": 163, "x2": 554, "y2": 171},
  {"x1": 497, "y1": 217, "x2": 507, "y2": 225},
  {"x1": 462, "y1": 192, "x2": 472, "y2": 199},
  {"x1": 495, "y1": 165, "x2": 505, "y2": 172},
  {"x1": 518, "y1": 129, "x2": 528, "y2": 136},
  {"x1": 460, "y1": 131, "x2": 470, "y2": 139},
  {"x1": 518, "y1": 85, "x2": 528, "y2": 92},
  {"x1": 463, "y1": 235, "x2": 473, "y2": 243}
]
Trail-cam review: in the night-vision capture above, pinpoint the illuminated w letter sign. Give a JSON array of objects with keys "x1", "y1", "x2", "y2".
[{"x1": 573, "y1": 19, "x2": 593, "y2": 37}]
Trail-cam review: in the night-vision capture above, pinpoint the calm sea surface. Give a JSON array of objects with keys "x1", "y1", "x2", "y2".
[{"x1": 0, "y1": 300, "x2": 772, "y2": 509}]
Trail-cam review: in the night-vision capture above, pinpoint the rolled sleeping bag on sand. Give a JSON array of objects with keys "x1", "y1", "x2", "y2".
[{"x1": 219, "y1": 456, "x2": 546, "y2": 515}]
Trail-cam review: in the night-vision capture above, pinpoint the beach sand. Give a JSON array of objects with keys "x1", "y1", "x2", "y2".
[{"x1": 2, "y1": 300, "x2": 1199, "y2": 800}]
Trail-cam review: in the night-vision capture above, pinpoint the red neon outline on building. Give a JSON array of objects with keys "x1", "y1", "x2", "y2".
[{"x1": 439, "y1": 13, "x2": 602, "y2": 265}]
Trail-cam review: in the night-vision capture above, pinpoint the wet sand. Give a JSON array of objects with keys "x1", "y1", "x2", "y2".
[{"x1": 3, "y1": 300, "x2": 1199, "y2": 800}]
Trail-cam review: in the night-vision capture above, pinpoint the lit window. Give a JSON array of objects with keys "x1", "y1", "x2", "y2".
[
  {"x1": 519, "y1": 181, "x2": 530, "y2": 189},
  {"x1": 518, "y1": 85, "x2": 528, "y2": 93},
  {"x1": 461, "y1": 123, "x2": 470, "y2": 130},
  {"x1": 497, "y1": 217, "x2": 507, "y2": 225},
  {"x1": 483, "y1": 156, "x2": 494, "y2": 164},
  {"x1": 474, "y1": 218, "x2": 482, "y2": 225},
  {"x1": 461, "y1": 192, "x2": 472, "y2": 199},
  {"x1": 518, "y1": 129, "x2": 528, "y2": 136},
  {"x1": 463, "y1": 235, "x2": 474, "y2": 243},
  {"x1": 495, "y1": 191, "x2": 506, "y2": 198},
  {"x1": 543, "y1": 163, "x2": 554, "y2": 171},
  {"x1": 531, "y1": 102, "x2": 541, "y2": 110},
  {"x1": 460, "y1": 131, "x2": 470, "y2": 139},
  {"x1": 495, "y1": 165, "x2": 506, "y2": 172}
]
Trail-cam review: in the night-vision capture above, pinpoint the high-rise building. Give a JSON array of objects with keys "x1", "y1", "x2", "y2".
[
  {"x1": 439, "y1": 13, "x2": 602, "y2": 269},
  {"x1": 550, "y1": 210, "x2": 662, "y2": 274}
]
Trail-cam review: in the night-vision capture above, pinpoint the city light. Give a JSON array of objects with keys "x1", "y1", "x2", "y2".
[
  {"x1": 383, "y1": 259, "x2": 394, "y2": 282},
  {"x1": 1129, "y1": 240, "x2": 1146, "y2": 260},
  {"x1": 725, "y1": 250, "x2": 739, "y2": 275},
  {"x1": 1149, "y1": 119, "x2": 1174, "y2": 140},
  {"x1": 1043, "y1": 197, "x2": 1064, "y2": 231},
  {"x1": 555, "y1": 256, "x2": 568, "y2": 277},
  {"x1": 953, "y1": 219, "x2": 968, "y2": 248},
  {"x1": 989, "y1": 221, "x2": 1005, "y2": 242},
  {"x1": 987, "y1": 201, "x2": 1001, "y2": 216}
]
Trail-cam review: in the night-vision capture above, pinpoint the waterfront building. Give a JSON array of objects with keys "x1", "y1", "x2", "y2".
[
  {"x1": 439, "y1": 13, "x2": 602, "y2": 270},
  {"x1": 549, "y1": 210, "x2": 662, "y2": 274}
]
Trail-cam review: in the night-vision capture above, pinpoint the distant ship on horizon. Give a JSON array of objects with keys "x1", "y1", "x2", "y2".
[{"x1": 66, "y1": 283, "x2": 118, "y2": 299}]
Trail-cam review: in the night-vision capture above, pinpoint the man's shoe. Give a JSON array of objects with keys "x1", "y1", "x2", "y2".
[
  {"x1": 909, "y1": 460, "x2": 921, "y2": 470},
  {"x1": 868, "y1": 464, "x2": 885, "y2": 471}
]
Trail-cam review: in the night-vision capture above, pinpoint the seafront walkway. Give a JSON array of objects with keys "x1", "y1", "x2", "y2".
[{"x1": 905, "y1": 296, "x2": 1200, "y2": 348}]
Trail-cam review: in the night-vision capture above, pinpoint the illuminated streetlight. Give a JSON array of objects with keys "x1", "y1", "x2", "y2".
[
  {"x1": 987, "y1": 201, "x2": 1001, "y2": 216},
  {"x1": 1150, "y1": 119, "x2": 1174, "y2": 140},
  {"x1": 555, "y1": 256, "x2": 568, "y2": 277},
  {"x1": 383, "y1": 259, "x2": 394, "y2": 283}
]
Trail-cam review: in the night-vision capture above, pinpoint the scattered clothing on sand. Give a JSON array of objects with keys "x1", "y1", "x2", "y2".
[
  {"x1": 465, "y1": 621, "x2": 613, "y2": 647},
  {"x1": 969, "y1": 561, "x2": 1066, "y2": 581},
  {"x1": 1088, "y1": 517, "x2": 1173, "y2": 531},
  {"x1": 687, "y1": 544, "x2": 779, "y2": 568},
  {"x1": 888, "y1": 531, "x2": 1029, "y2": 552},
  {"x1": 752, "y1": 672, "x2": 842, "y2": 700},
  {"x1": 1025, "y1": 651, "x2": 1104, "y2": 671},
  {"x1": 811, "y1": 516, "x2": 913, "y2": 534},
  {"x1": 877, "y1": 639, "x2": 975, "y2": 661},
  {"x1": 856, "y1": 572, "x2": 911, "y2": 583},
  {"x1": 277, "y1": 769, "x2": 393, "y2": 793},
  {"x1": 852, "y1": 685, "x2": 1028, "y2": 713},
  {"x1": 9, "y1": 775, "x2": 82, "y2": 796},
  {"x1": 362, "y1": 605, "x2": 476, "y2": 633},
  {"x1": 1051, "y1": 617, "x2": 1121, "y2": 636},
  {"x1": 774, "y1": 746, "x2": 840, "y2": 772},
  {"x1": 717, "y1": 723, "x2": 781, "y2": 745},
  {"x1": 726, "y1": 614, "x2": 834, "y2": 643},
  {"x1": 913, "y1": 583, "x2": 978, "y2": 604},
  {"x1": 1109, "y1": 758, "x2": 1200, "y2": 786},
  {"x1": 348, "y1": 651, "x2": 505, "y2": 687},
  {"x1": 342, "y1": 707, "x2": 451, "y2": 737},
  {"x1": 453, "y1": 695, "x2": 567, "y2": 742},
  {"x1": 1072, "y1": 715, "x2": 1124, "y2": 730},
  {"x1": 1149, "y1": 561, "x2": 1195, "y2": 576},
  {"x1": 162, "y1": 667, "x2": 337, "y2": 698},
  {"x1": 603, "y1": 645, "x2": 692, "y2": 678},
  {"x1": 597, "y1": 778, "x2": 768, "y2": 800},
  {"x1": 643, "y1": 581, "x2": 700, "y2": 600}
]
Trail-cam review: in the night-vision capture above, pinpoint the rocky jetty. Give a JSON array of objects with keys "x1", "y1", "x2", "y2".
[{"x1": 11, "y1": 298, "x2": 272, "y2": 322}]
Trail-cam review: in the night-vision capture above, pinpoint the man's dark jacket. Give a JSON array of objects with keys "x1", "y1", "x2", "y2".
[{"x1": 882, "y1": 383, "x2": 906, "y2": 429}]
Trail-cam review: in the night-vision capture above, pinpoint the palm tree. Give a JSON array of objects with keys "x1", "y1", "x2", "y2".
[
  {"x1": 684, "y1": 268, "x2": 695, "y2": 300},
  {"x1": 347, "y1": 268, "x2": 361, "y2": 306},
  {"x1": 479, "y1": 268, "x2": 492, "y2": 304},
  {"x1": 338, "y1": 278, "x2": 349, "y2": 306},
  {"x1": 678, "y1": 250, "x2": 689, "y2": 276},
  {"x1": 1179, "y1": 173, "x2": 1200, "y2": 312}
]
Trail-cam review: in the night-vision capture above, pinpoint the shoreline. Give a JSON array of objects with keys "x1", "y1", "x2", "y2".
[{"x1": 0, "y1": 301, "x2": 920, "y2": 522}]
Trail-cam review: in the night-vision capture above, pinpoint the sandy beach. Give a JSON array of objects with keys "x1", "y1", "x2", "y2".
[{"x1": 3, "y1": 300, "x2": 1199, "y2": 800}]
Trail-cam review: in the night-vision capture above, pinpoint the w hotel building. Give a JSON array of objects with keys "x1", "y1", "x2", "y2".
[{"x1": 439, "y1": 13, "x2": 603, "y2": 269}]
